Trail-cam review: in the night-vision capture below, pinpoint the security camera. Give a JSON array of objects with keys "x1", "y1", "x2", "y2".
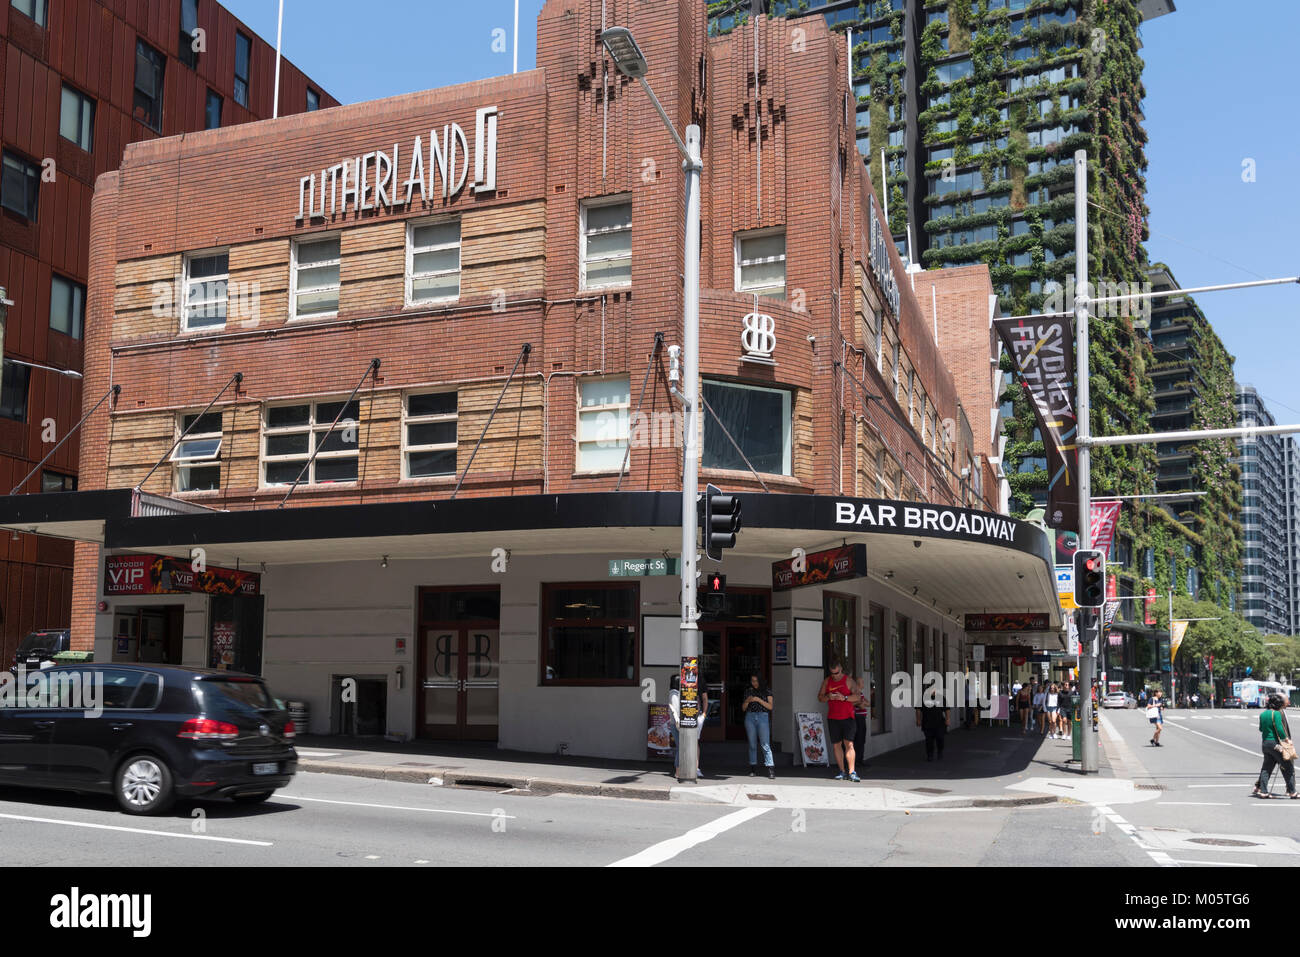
[{"x1": 913, "y1": 540, "x2": 922, "y2": 549}]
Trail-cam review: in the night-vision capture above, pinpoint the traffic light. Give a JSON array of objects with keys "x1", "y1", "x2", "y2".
[
  {"x1": 705, "y1": 572, "x2": 726, "y2": 597},
  {"x1": 702, "y1": 572, "x2": 726, "y2": 614},
  {"x1": 1073, "y1": 548, "x2": 1106, "y2": 608},
  {"x1": 703, "y1": 484, "x2": 742, "y2": 561}
]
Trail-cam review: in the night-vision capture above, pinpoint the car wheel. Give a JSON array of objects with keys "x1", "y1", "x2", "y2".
[
  {"x1": 232, "y1": 791, "x2": 274, "y2": 805},
  {"x1": 115, "y1": 754, "x2": 174, "y2": 815}
]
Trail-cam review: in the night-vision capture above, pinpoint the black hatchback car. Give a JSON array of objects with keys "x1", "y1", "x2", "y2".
[{"x1": 0, "y1": 664, "x2": 297, "y2": 814}]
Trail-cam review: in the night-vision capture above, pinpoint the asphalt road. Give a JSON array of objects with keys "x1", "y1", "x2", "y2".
[
  {"x1": 0, "y1": 768, "x2": 1148, "y2": 867},
  {"x1": 1099, "y1": 707, "x2": 1300, "y2": 867}
]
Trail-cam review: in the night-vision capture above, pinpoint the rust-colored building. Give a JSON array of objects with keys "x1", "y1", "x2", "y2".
[
  {"x1": 0, "y1": 0, "x2": 1058, "y2": 761},
  {"x1": 0, "y1": 0, "x2": 334, "y2": 664}
]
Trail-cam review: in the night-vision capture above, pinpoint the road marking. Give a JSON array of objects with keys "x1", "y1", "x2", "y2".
[
  {"x1": 1188, "y1": 784, "x2": 1250, "y2": 788},
  {"x1": 1166, "y1": 724, "x2": 1260, "y2": 757},
  {"x1": 1167, "y1": 859, "x2": 1256, "y2": 868},
  {"x1": 607, "y1": 807, "x2": 771, "y2": 867},
  {"x1": 275, "y1": 794, "x2": 514, "y2": 818},
  {"x1": 295, "y1": 749, "x2": 342, "y2": 757},
  {"x1": 1156, "y1": 802, "x2": 1230, "y2": 806},
  {"x1": 0, "y1": 811, "x2": 272, "y2": 846},
  {"x1": 1094, "y1": 804, "x2": 1178, "y2": 867}
]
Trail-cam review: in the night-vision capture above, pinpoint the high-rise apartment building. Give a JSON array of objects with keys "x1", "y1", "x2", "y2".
[
  {"x1": 0, "y1": 0, "x2": 334, "y2": 664},
  {"x1": 1235, "y1": 385, "x2": 1289, "y2": 635},
  {"x1": 1286, "y1": 437, "x2": 1300, "y2": 636}
]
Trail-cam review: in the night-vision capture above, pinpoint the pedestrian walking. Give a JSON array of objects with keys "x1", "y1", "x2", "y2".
[
  {"x1": 1017, "y1": 682, "x2": 1032, "y2": 733},
  {"x1": 741, "y1": 673, "x2": 776, "y2": 779},
  {"x1": 818, "y1": 658, "x2": 860, "y2": 782},
  {"x1": 1252, "y1": 693, "x2": 1298, "y2": 799},
  {"x1": 1032, "y1": 684, "x2": 1047, "y2": 735},
  {"x1": 1059, "y1": 682, "x2": 1073, "y2": 740},
  {"x1": 851, "y1": 673, "x2": 871, "y2": 773},
  {"x1": 1146, "y1": 690, "x2": 1164, "y2": 746},
  {"x1": 1043, "y1": 683, "x2": 1062, "y2": 739},
  {"x1": 916, "y1": 701, "x2": 949, "y2": 761},
  {"x1": 1138, "y1": 688, "x2": 1146, "y2": 707}
]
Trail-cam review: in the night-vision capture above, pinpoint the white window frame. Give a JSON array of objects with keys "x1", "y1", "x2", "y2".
[
  {"x1": 405, "y1": 217, "x2": 461, "y2": 306},
  {"x1": 734, "y1": 227, "x2": 787, "y2": 299},
  {"x1": 576, "y1": 376, "x2": 631, "y2": 474},
  {"x1": 291, "y1": 234, "x2": 341, "y2": 320},
  {"x1": 182, "y1": 248, "x2": 229, "y2": 331},
  {"x1": 171, "y1": 411, "x2": 223, "y2": 492},
  {"x1": 579, "y1": 196, "x2": 632, "y2": 291},
  {"x1": 261, "y1": 399, "x2": 360, "y2": 487},
  {"x1": 402, "y1": 391, "x2": 458, "y2": 480},
  {"x1": 702, "y1": 379, "x2": 792, "y2": 477}
]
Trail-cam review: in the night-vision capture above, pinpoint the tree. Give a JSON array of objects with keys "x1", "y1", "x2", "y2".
[
  {"x1": 1262, "y1": 635, "x2": 1300, "y2": 684},
  {"x1": 1162, "y1": 596, "x2": 1265, "y2": 687}
]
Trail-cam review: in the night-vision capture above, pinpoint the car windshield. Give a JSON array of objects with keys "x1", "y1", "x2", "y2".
[
  {"x1": 194, "y1": 677, "x2": 276, "y2": 713},
  {"x1": 16, "y1": 632, "x2": 64, "y2": 656}
]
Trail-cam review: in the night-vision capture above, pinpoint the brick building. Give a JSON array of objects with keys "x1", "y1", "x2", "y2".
[
  {"x1": 0, "y1": 0, "x2": 334, "y2": 666},
  {"x1": 0, "y1": 0, "x2": 1058, "y2": 762}
]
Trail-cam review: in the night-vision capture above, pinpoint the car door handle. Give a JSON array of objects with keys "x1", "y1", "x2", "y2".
[
  {"x1": 33, "y1": 721, "x2": 55, "y2": 730},
  {"x1": 110, "y1": 722, "x2": 134, "y2": 731}
]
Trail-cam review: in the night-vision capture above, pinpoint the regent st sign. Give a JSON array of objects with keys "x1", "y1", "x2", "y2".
[{"x1": 296, "y1": 105, "x2": 499, "y2": 222}]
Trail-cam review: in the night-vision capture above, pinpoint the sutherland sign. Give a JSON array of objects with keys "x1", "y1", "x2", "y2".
[{"x1": 296, "y1": 105, "x2": 499, "y2": 221}]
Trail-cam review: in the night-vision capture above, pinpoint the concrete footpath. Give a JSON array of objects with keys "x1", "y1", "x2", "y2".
[{"x1": 294, "y1": 720, "x2": 1129, "y2": 809}]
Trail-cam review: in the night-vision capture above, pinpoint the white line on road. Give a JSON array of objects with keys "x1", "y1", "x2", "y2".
[
  {"x1": 1169, "y1": 859, "x2": 1256, "y2": 868},
  {"x1": 1188, "y1": 784, "x2": 1251, "y2": 788},
  {"x1": 294, "y1": 749, "x2": 342, "y2": 757},
  {"x1": 0, "y1": 811, "x2": 272, "y2": 846},
  {"x1": 1156, "y1": 802, "x2": 1230, "y2": 806},
  {"x1": 607, "y1": 807, "x2": 771, "y2": 867},
  {"x1": 1167, "y1": 724, "x2": 1260, "y2": 757},
  {"x1": 275, "y1": 794, "x2": 514, "y2": 818},
  {"x1": 1095, "y1": 804, "x2": 1178, "y2": 867}
]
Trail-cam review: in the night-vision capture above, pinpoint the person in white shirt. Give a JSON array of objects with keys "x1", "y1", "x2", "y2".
[{"x1": 1033, "y1": 686, "x2": 1048, "y2": 737}]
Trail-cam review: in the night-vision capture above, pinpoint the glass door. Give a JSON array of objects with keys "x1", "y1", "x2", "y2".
[
  {"x1": 419, "y1": 628, "x2": 462, "y2": 738},
  {"x1": 462, "y1": 628, "x2": 499, "y2": 742}
]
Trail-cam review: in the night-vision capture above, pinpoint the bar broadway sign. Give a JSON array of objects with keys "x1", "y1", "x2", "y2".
[
  {"x1": 994, "y1": 315, "x2": 1079, "y2": 533},
  {"x1": 296, "y1": 106, "x2": 499, "y2": 221},
  {"x1": 833, "y1": 500, "x2": 1019, "y2": 544}
]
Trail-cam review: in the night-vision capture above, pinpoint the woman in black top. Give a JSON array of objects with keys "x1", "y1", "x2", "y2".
[{"x1": 742, "y1": 674, "x2": 776, "y2": 779}]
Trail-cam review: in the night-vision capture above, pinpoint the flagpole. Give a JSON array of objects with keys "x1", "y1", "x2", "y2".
[
  {"x1": 272, "y1": 0, "x2": 285, "y2": 119},
  {"x1": 513, "y1": 0, "x2": 520, "y2": 73}
]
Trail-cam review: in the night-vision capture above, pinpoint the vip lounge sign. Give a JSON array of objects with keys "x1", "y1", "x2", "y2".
[
  {"x1": 964, "y1": 613, "x2": 1052, "y2": 632},
  {"x1": 772, "y1": 544, "x2": 866, "y2": 592},
  {"x1": 104, "y1": 554, "x2": 260, "y2": 597},
  {"x1": 296, "y1": 106, "x2": 499, "y2": 221},
  {"x1": 994, "y1": 316, "x2": 1079, "y2": 533}
]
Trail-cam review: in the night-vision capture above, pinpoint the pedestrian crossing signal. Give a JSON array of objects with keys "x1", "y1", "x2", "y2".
[{"x1": 706, "y1": 573, "x2": 726, "y2": 596}]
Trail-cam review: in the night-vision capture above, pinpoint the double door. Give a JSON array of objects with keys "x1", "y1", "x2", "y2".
[
  {"x1": 417, "y1": 587, "x2": 500, "y2": 741},
  {"x1": 700, "y1": 626, "x2": 768, "y2": 742}
]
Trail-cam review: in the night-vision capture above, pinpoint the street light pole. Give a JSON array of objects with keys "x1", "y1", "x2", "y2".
[
  {"x1": 1074, "y1": 149, "x2": 1098, "y2": 773},
  {"x1": 600, "y1": 27, "x2": 704, "y2": 783}
]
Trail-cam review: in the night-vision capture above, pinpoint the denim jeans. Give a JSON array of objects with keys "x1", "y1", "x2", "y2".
[{"x1": 745, "y1": 711, "x2": 774, "y2": 767}]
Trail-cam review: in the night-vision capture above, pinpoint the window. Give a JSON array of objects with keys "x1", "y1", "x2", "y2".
[
  {"x1": 234, "y1": 32, "x2": 251, "y2": 108},
  {"x1": 577, "y1": 377, "x2": 630, "y2": 472},
  {"x1": 404, "y1": 392, "x2": 457, "y2": 478},
  {"x1": 179, "y1": 0, "x2": 200, "y2": 68},
  {"x1": 406, "y1": 220, "x2": 460, "y2": 304},
  {"x1": 172, "y1": 412, "x2": 223, "y2": 492},
  {"x1": 541, "y1": 583, "x2": 638, "y2": 685},
  {"x1": 262, "y1": 400, "x2": 359, "y2": 485},
  {"x1": 59, "y1": 86, "x2": 95, "y2": 151},
  {"x1": 702, "y1": 380, "x2": 791, "y2": 476},
  {"x1": 10, "y1": 0, "x2": 45, "y2": 27},
  {"x1": 306, "y1": 88, "x2": 320, "y2": 112},
  {"x1": 0, "y1": 360, "x2": 31, "y2": 421},
  {"x1": 133, "y1": 40, "x2": 166, "y2": 132},
  {"x1": 1, "y1": 151, "x2": 40, "y2": 221},
  {"x1": 49, "y1": 275, "x2": 85, "y2": 339},
  {"x1": 205, "y1": 89, "x2": 222, "y2": 130},
  {"x1": 735, "y1": 229, "x2": 786, "y2": 298},
  {"x1": 183, "y1": 251, "x2": 229, "y2": 329},
  {"x1": 41, "y1": 470, "x2": 77, "y2": 492},
  {"x1": 580, "y1": 198, "x2": 632, "y2": 289},
  {"x1": 292, "y1": 235, "x2": 340, "y2": 318}
]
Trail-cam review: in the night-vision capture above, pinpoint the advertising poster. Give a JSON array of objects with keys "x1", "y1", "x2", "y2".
[
  {"x1": 210, "y1": 621, "x2": 235, "y2": 669},
  {"x1": 796, "y1": 712, "x2": 828, "y2": 766},
  {"x1": 647, "y1": 704, "x2": 674, "y2": 761},
  {"x1": 774, "y1": 637, "x2": 789, "y2": 664},
  {"x1": 772, "y1": 544, "x2": 867, "y2": 592},
  {"x1": 105, "y1": 554, "x2": 260, "y2": 596},
  {"x1": 1144, "y1": 587, "x2": 1157, "y2": 625},
  {"x1": 679, "y1": 656, "x2": 700, "y2": 729}
]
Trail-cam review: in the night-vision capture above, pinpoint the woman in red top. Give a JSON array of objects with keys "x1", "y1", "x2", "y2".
[{"x1": 818, "y1": 659, "x2": 860, "y2": 782}]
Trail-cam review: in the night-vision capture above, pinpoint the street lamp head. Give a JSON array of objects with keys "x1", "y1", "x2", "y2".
[{"x1": 600, "y1": 27, "x2": 649, "y2": 79}]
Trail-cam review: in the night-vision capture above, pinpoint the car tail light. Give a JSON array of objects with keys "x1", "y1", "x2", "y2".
[
  {"x1": 178, "y1": 718, "x2": 240, "y2": 740},
  {"x1": 283, "y1": 719, "x2": 296, "y2": 740}
]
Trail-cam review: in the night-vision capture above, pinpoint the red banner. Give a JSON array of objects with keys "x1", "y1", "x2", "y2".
[
  {"x1": 1091, "y1": 501, "x2": 1122, "y2": 560},
  {"x1": 964, "y1": 613, "x2": 1052, "y2": 632},
  {"x1": 772, "y1": 544, "x2": 867, "y2": 592},
  {"x1": 104, "y1": 555, "x2": 260, "y2": 597},
  {"x1": 1144, "y1": 587, "x2": 1157, "y2": 625}
]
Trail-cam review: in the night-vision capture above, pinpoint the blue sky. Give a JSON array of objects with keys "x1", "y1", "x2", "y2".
[{"x1": 225, "y1": 0, "x2": 1300, "y2": 425}]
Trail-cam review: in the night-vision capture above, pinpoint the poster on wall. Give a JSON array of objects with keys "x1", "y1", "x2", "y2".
[
  {"x1": 647, "y1": 704, "x2": 674, "y2": 762},
  {"x1": 795, "y1": 712, "x2": 828, "y2": 766},
  {"x1": 210, "y1": 621, "x2": 235, "y2": 670},
  {"x1": 774, "y1": 637, "x2": 789, "y2": 665}
]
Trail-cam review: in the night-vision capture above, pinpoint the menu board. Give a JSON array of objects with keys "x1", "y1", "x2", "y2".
[
  {"x1": 647, "y1": 704, "x2": 674, "y2": 761},
  {"x1": 796, "y1": 712, "x2": 828, "y2": 766}
]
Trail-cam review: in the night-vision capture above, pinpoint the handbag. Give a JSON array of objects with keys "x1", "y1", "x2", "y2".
[
  {"x1": 1275, "y1": 711, "x2": 1297, "y2": 762},
  {"x1": 1145, "y1": 703, "x2": 1159, "y2": 719}
]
